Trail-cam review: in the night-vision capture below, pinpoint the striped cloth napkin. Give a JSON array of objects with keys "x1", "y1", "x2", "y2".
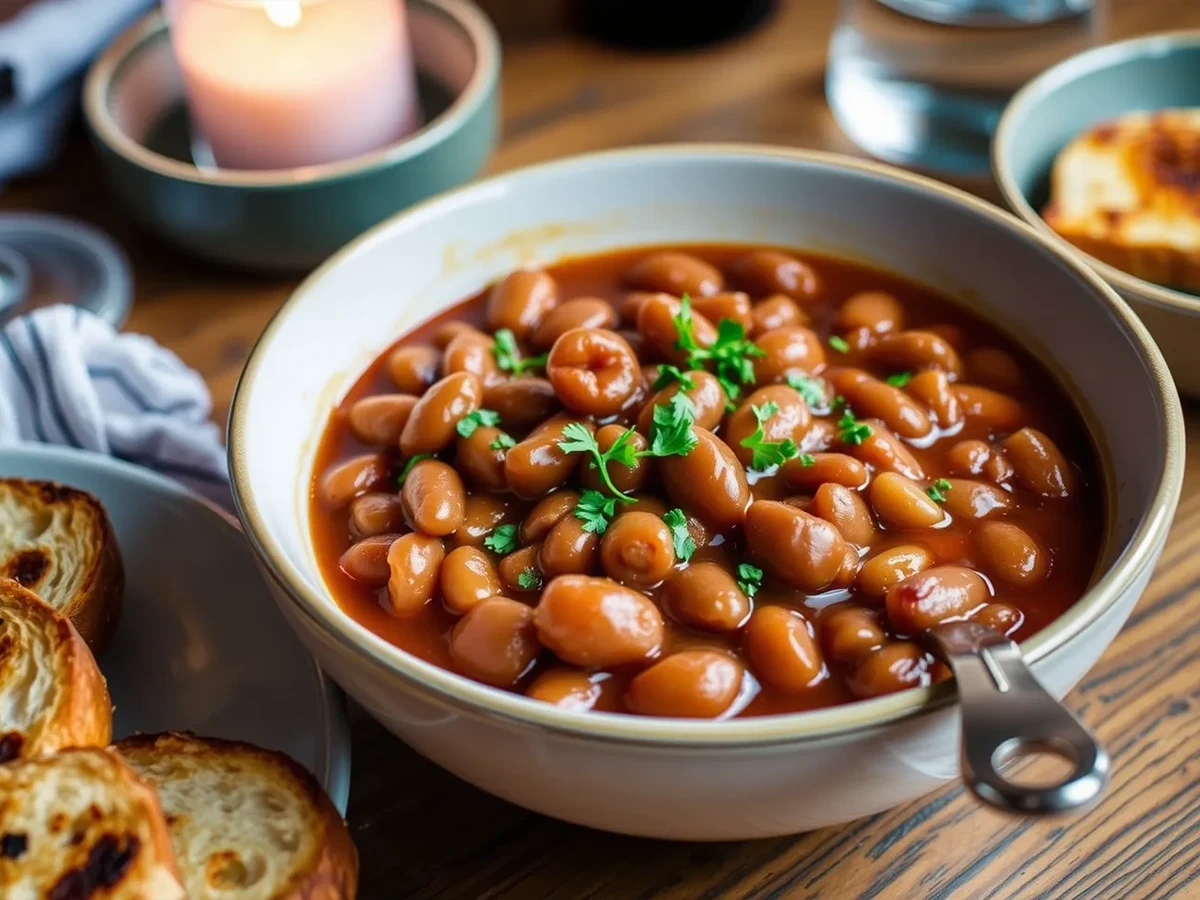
[{"x1": 0, "y1": 305, "x2": 229, "y2": 507}]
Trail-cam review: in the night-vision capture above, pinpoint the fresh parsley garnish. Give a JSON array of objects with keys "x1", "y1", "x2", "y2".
[
  {"x1": 559, "y1": 423, "x2": 639, "y2": 503},
  {"x1": 672, "y1": 295, "x2": 765, "y2": 401},
  {"x1": 456, "y1": 408, "x2": 501, "y2": 438},
  {"x1": 739, "y1": 401, "x2": 799, "y2": 471},
  {"x1": 648, "y1": 391, "x2": 699, "y2": 458},
  {"x1": 489, "y1": 432, "x2": 517, "y2": 450},
  {"x1": 736, "y1": 562, "x2": 763, "y2": 598},
  {"x1": 575, "y1": 489, "x2": 619, "y2": 534},
  {"x1": 829, "y1": 335, "x2": 850, "y2": 353},
  {"x1": 886, "y1": 371, "x2": 912, "y2": 388},
  {"x1": 483, "y1": 523, "x2": 519, "y2": 555},
  {"x1": 397, "y1": 453, "x2": 432, "y2": 486},
  {"x1": 837, "y1": 406, "x2": 873, "y2": 446},
  {"x1": 517, "y1": 568, "x2": 541, "y2": 590},
  {"x1": 798, "y1": 453, "x2": 815, "y2": 467},
  {"x1": 662, "y1": 508, "x2": 696, "y2": 562},
  {"x1": 492, "y1": 328, "x2": 548, "y2": 375},
  {"x1": 653, "y1": 364, "x2": 696, "y2": 392},
  {"x1": 926, "y1": 478, "x2": 952, "y2": 503},
  {"x1": 786, "y1": 373, "x2": 826, "y2": 409}
]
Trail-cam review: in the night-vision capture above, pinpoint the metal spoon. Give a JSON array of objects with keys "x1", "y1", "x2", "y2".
[{"x1": 927, "y1": 620, "x2": 1109, "y2": 815}]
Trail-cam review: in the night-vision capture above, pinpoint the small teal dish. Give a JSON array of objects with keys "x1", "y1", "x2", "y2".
[
  {"x1": 994, "y1": 31, "x2": 1200, "y2": 397},
  {"x1": 83, "y1": 0, "x2": 499, "y2": 272}
]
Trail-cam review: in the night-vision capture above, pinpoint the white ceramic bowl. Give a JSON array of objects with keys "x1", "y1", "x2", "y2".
[{"x1": 230, "y1": 146, "x2": 1183, "y2": 840}]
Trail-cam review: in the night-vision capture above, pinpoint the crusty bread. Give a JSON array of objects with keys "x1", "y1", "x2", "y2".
[
  {"x1": 0, "y1": 747, "x2": 185, "y2": 899},
  {"x1": 0, "y1": 578, "x2": 112, "y2": 763},
  {"x1": 0, "y1": 479, "x2": 124, "y2": 654},
  {"x1": 115, "y1": 733, "x2": 358, "y2": 900},
  {"x1": 1044, "y1": 108, "x2": 1200, "y2": 291}
]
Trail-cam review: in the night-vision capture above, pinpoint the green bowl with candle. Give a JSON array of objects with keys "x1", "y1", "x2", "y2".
[{"x1": 83, "y1": 0, "x2": 499, "y2": 272}]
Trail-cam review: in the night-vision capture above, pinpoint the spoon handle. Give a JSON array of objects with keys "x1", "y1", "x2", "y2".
[{"x1": 928, "y1": 621, "x2": 1109, "y2": 815}]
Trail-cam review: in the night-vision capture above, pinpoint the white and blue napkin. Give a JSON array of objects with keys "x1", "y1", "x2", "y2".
[{"x1": 0, "y1": 305, "x2": 229, "y2": 506}]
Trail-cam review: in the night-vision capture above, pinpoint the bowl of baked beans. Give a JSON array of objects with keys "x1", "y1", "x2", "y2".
[{"x1": 230, "y1": 146, "x2": 1183, "y2": 839}]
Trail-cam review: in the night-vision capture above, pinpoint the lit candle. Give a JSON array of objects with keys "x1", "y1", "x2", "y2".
[{"x1": 165, "y1": 0, "x2": 420, "y2": 170}]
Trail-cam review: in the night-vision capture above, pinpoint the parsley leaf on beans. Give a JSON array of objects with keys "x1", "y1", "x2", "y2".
[
  {"x1": 671, "y1": 295, "x2": 764, "y2": 401},
  {"x1": 483, "y1": 523, "x2": 519, "y2": 555},
  {"x1": 574, "y1": 490, "x2": 618, "y2": 535},
  {"x1": 653, "y1": 364, "x2": 696, "y2": 392},
  {"x1": 492, "y1": 328, "x2": 548, "y2": 375},
  {"x1": 837, "y1": 406, "x2": 873, "y2": 445},
  {"x1": 886, "y1": 371, "x2": 912, "y2": 388},
  {"x1": 396, "y1": 454, "x2": 432, "y2": 486},
  {"x1": 489, "y1": 433, "x2": 517, "y2": 450},
  {"x1": 736, "y1": 563, "x2": 764, "y2": 598},
  {"x1": 662, "y1": 508, "x2": 696, "y2": 562},
  {"x1": 739, "y1": 401, "x2": 800, "y2": 472},
  {"x1": 927, "y1": 478, "x2": 953, "y2": 503},
  {"x1": 456, "y1": 408, "x2": 501, "y2": 438}
]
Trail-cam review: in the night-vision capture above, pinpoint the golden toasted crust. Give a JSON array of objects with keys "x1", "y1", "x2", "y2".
[
  {"x1": 114, "y1": 732, "x2": 358, "y2": 900},
  {"x1": 0, "y1": 479, "x2": 124, "y2": 654},
  {"x1": 1044, "y1": 108, "x2": 1200, "y2": 292},
  {"x1": 0, "y1": 579, "x2": 112, "y2": 763}
]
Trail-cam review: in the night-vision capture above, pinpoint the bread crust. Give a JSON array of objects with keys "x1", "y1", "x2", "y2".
[
  {"x1": 0, "y1": 578, "x2": 112, "y2": 762},
  {"x1": 0, "y1": 478, "x2": 124, "y2": 654},
  {"x1": 115, "y1": 732, "x2": 358, "y2": 900}
]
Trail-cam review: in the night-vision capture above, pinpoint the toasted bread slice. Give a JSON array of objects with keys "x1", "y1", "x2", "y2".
[
  {"x1": 1044, "y1": 108, "x2": 1200, "y2": 291},
  {"x1": 0, "y1": 578, "x2": 112, "y2": 763},
  {"x1": 0, "y1": 747, "x2": 185, "y2": 899},
  {"x1": 115, "y1": 733, "x2": 357, "y2": 900},
  {"x1": 0, "y1": 479, "x2": 124, "y2": 654}
]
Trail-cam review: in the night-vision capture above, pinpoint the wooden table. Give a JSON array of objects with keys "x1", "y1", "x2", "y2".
[{"x1": 5, "y1": 1, "x2": 1200, "y2": 896}]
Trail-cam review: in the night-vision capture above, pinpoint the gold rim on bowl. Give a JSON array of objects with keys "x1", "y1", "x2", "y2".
[{"x1": 229, "y1": 144, "x2": 1185, "y2": 748}]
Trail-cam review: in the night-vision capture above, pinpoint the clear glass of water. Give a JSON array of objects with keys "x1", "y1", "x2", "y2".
[{"x1": 826, "y1": 0, "x2": 1106, "y2": 175}]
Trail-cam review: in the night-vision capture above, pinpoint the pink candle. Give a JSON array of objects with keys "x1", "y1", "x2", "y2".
[{"x1": 166, "y1": 0, "x2": 420, "y2": 170}]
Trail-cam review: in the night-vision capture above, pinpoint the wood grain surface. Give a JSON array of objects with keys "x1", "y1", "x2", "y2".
[{"x1": 4, "y1": 1, "x2": 1199, "y2": 897}]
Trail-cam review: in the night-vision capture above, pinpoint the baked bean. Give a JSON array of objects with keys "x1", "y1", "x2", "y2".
[
  {"x1": 499, "y1": 544, "x2": 542, "y2": 595},
  {"x1": 886, "y1": 565, "x2": 989, "y2": 634},
  {"x1": 966, "y1": 347, "x2": 1022, "y2": 391},
  {"x1": 433, "y1": 321, "x2": 479, "y2": 349},
  {"x1": 401, "y1": 459, "x2": 466, "y2": 536},
  {"x1": 637, "y1": 369, "x2": 726, "y2": 433},
  {"x1": 487, "y1": 268, "x2": 558, "y2": 339},
  {"x1": 546, "y1": 328, "x2": 641, "y2": 417},
  {"x1": 870, "y1": 330, "x2": 963, "y2": 379},
  {"x1": 338, "y1": 533, "x2": 400, "y2": 586},
  {"x1": 531, "y1": 297, "x2": 618, "y2": 350},
  {"x1": 539, "y1": 513, "x2": 600, "y2": 577},
  {"x1": 940, "y1": 479, "x2": 1011, "y2": 520},
  {"x1": 905, "y1": 369, "x2": 962, "y2": 429},
  {"x1": 600, "y1": 511, "x2": 675, "y2": 587},
  {"x1": 744, "y1": 607, "x2": 825, "y2": 692},
  {"x1": 973, "y1": 602, "x2": 1025, "y2": 636},
  {"x1": 750, "y1": 294, "x2": 807, "y2": 336},
  {"x1": 869, "y1": 473, "x2": 945, "y2": 529},
  {"x1": 947, "y1": 439, "x2": 1013, "y2": 484},
  {"x1": 582, "y1": 425, "x2": 651, "y2": 495},
  {"x1": 626, "y1": 651, "x2": 744, "y2": 718},
  {"x1": 441, "y1": 545, "x2": 505, "y2": 614},
  {"x1": 744, "y1": 501, "x2": 847, "y2": 591},
  {"x1": 819, "y1": 605, "x2": 887, "y2": 664},
  {"x1": 753, "y1": 327, "x2": 825, "y2": 383},
  {"x1": 731, "y1": 249, "x2": 820, "y2": 300},
  {"x1": 832, "y1": 544, "x2": 862, "y2": 589},
  {"x1": 452, "y1": 494, "x2": 513, "y2": 548},
  {"x1": 663, "y1": 563, "x2": 751, "y2": 632},
  {"x1": 691, "y1": 292, "x2": 753, "y2": 332},
  {"x1": 953, "y1": 385, "x2": 1025, "y2": 432},
  {"x1": 1003, "y1": 428, "x2": 1077, "y2": 498},
  {"x1": 975, "y1": 522, "x2": 1048, "y2": 585},
  {"x1": 386, "y1": 345, "x2": 440, "y2": 394},
  {"x1": 926, "y1": 323, "x2": 967, "y2": 350},
  {"x1": 347, "y1": 394, "x2": 417, "y2": 446},
  {"x1": 534, "y1": 575, "x2": 664, "y2": 667},
  {"x1": 660, "y1": 427, "x2": 751, "y2": 532},
  {"x1": 621, "y1": 291, "x2": 661, "y2": 326},
  {"x1": 454, "y1": 424, "x2": 510, "y2": 492},
  {"x1": 856, "y1": 544, "x2": 933, "y2": 597},
  {"x1": 841, "y1": 326, "x2": 877, "y2": 353},
  {"x1": 828, "y1": 368, "x2": 932, "y2": 439},
  {"x1": 782, "y1": 452, "x2": 868, "y2": 491},
  {"x1": 484, "y1": 377, "x2": 560, "y2": 428},
  {"x1": 625, "y1": 494, "x2": 669, "y2": 518},
  {"x1": 443, "y1": 330, "x2": 504, "y2": 386},
  {"x1": 837, "y1": 291, "x2": 903, "y2": 334},
  {"x1": 851, "y1": 421, "x2": 925, "y2": 480},
  {"x1": 526, "y1": 668, "x2": 603, "y2": 710},
  {"x1": 850, "y1": 641, "x2": 931, "y2": 698},
  {"x1": 449, "y1": 598, "x2": 540, "y2": 688},
  {"x1": 624, "y1": 251, "x2": 724, "y2": 297},
  {"x1": 504, "y1": 415, "x2": 590, "y2": 499},
  {"x1": 812, "y1": 482, "x2": 875, "y2": 546},
  {"x1": 399, "y1": 372, "x2": 483, "y2": 456},
  {"x1": 800, "y1": 418, "x2": 838, "y2": 453},
  {"x1": 725, "y1": 385, "x2": 812, "y2": 469},
  {"x1": 620, "y1": 328, "x2": 650, "y2": 362},
  {"x1": 636, "y1": 294, "x2": 718, "y2": 366},
  {"x1": 521, "y1": 490, "x2": 580, "y2": 544},
  {"x1": 319, "y1": 453, "x2": 388, "y2": 509},
  {"x1": 348, "y1": 493, "x2": 406, "y2": 538},
  {"x1": 385, "y1": 533, "x2": 445, "y2": 616}
]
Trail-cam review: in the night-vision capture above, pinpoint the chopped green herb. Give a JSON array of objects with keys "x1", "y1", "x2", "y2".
[
  {"x1": 662, "y1": 508, "x2": 696, "y2": 562},
  {"x1": 832, "y1": 394, "x2": 846, "y2": 410},
  {"x1": 829, "y1": 335, "x2": 851, "y2": 354},
  {"x1": 456, "y1": 408, "x2": 501, "y2": 439},
  {"x1": 397, "y1": 453, "x2": 432, "y2": 486},
  {"x1": 558, "y1": 423, "x2": 639, "y2": 503},
  {"x1": 489, "y1": 432, "x2": 517, "y2": 450},
  {"x1": 517, "y1": 569, "x2": 541, "y2": 590},
  {"x1": 798, "y1": 453, "x2": 816, "y2": 467},
  {"x1": 492, "y1": 328, "x2": 548, "y2": 375},
  {"x1": 575, "y1": 489, "x2": 619, "y2": 534},
  {"x1": 483, "y1": 523, "x2": 519, "y2": 555},
  {"x1": 786, "y1": 373, "x2": 826, "y2": 409},
  {"x1": 652, "y1": 364, "x2": 696, "y2": 392},
  {"x1": 837, "y1": 406, "x2": 873, "y2": 446},
  {"x1": 648, "y1": 391, "x2": 699, "y2": 458},
  {"x1": 927, "y1": 478, "x2": 953, "y2": 503},
  {"x1": 672, "y1": 295, "x2": 765, "y2": 401},
  {"x1": 739, "y1": 401, "x2": 800, "y2": 471},
  {"x1": 736, "y1": 562, "x2": 764, "y2": 599},
  {"x1": 886, "y1": 371, "x2": 912, "y2": 388}
]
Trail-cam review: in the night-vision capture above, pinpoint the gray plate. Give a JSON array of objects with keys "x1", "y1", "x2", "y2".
[{"x1": 0, "y1": 444, "x2": 350, "y2": 812}]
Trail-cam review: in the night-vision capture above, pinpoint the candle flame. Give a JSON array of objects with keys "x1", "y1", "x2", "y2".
[{"x1": 263, "y1": 0, "x2": 302, "y2": 28}]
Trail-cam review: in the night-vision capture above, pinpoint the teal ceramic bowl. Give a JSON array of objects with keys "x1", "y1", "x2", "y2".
[
  {"x1": 83, "y1": 0, "x2": 499, "y2": 272},
  {"x1": 994, "y1": 31, "x2": 1200, "y2": 396}
]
